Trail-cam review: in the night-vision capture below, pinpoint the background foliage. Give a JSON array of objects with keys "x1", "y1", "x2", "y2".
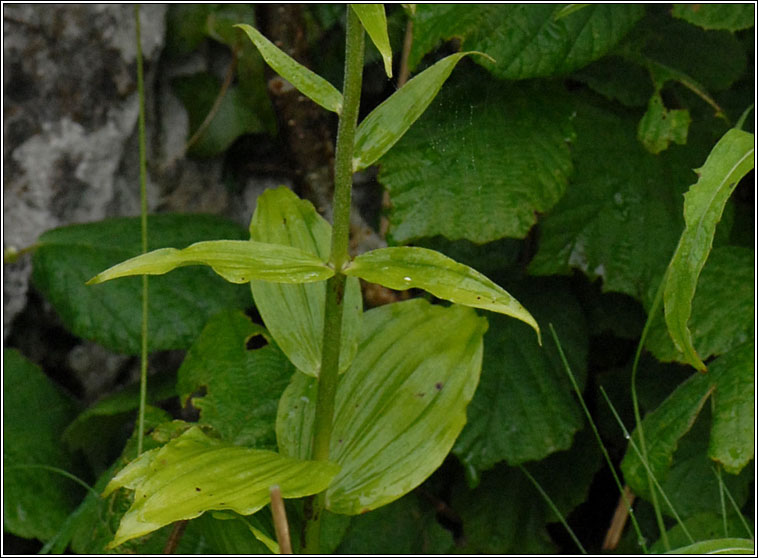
[{"x1": 4, "y1": 4, "x2": 754, "y2": 554}]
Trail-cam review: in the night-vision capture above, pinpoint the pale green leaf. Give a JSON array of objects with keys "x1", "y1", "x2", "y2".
[
  {"x1": 353, "y1": 52, "x2": 483, "y2": 171},
  {"x1": 344, "y1": 246, "x2": 540, "y2": 341},
  {"x1": 102, "y1": 427, "x2": 340, "y2": 548},
  {"x1": 664, "y1": 128, "x2": 754, "y2": 370},
  {"x1": 646, "y1": 246, "x2": 753, "y2": 366},
  {"x1": 638, "y1": 90, "x2": 691, "y2": 154},
  {"x1": 88, "y1": 239, "x2": 333, "y2": 286},
  {"x1": 666, "y1": 538, "x2": 755, "y2": 555},
  {"x1": 277, "y1": 299, "x2": 487, "y2": 514},
  {"x1": 708, "y1": 342, "x2": 754, "y2": 474},
  {"x1": 235, "y1": 24, "x2": 343, "y2": 114},
  {"x1": 672, "y1": 4, "x2": 755, "y2": 31},
  {"x1": 351, "y1": 4, "x2": 393, "y2": 78},
  {"x1": 249, "y1": 187, "x2": 362, "y2": 377}
]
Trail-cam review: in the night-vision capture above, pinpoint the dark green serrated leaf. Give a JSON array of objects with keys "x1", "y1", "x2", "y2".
[
  {"x1": 176, "y1": 309, "x2": 295, "y2": 448},
  {"x1": 663, "y1": 129, "x2": 754, "y2": 370},
  {"x1": 621, "y1": 370, "x2": 714, "y2": 499},
  {"x1": 638, "y1": 90, "x2": 691, "y2": 154},
  {"x1": 656, "y1": 412, "x2": 753, "y2": 519},
  {"x1": 63, "y1": 371, "x2": 176, "y2": 473},
  {"x1": 647, "y1": 246, "x2": 754, "y2": 365},
  {"x1": 672, "y1": 4, "x2": 755, "y2": 31},
  {"x1": 3, "y1": 349, "x2": 81, "y2": 542},
  {"x1": 708, "y1": 342, "x2": 754, "y2": 474},
  {"x1": 640, "y1": 15, "x2": 746, "y2": 93},
  {"x1": 529, "y1": 100, "x2": 706, "y2": 304},
  {"x1": 173, "y1": 73, "x2": 267, "y2": 159},
  {"x1": 379, "y1": 67, "x2": 574, "y2": 243},
  {"x1": 336, "y1": 493, "x2": 453, "y2": 554},
  {"x1": 32, "y1": 214, "x2": 250, "y2": 354},
  {"x1": 409, "y1": 4, "x2": 643, "y2": 79},
  {"x1": 454, "y1": 430, "x2": 599, "y2": 555},
  {"x1": 571, "y1": 56, "x2": 654, "y2": 107},
  {"x1": 454, "y1": 280, "x2": 587, "y2": 472}
]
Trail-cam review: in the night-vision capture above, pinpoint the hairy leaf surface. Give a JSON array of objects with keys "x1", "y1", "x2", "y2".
[{"x1": 350, "y1": 4, "x2": 392, "y2": 78}]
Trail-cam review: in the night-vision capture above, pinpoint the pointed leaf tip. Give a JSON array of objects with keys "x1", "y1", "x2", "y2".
[
  {"x1": 235, "y1": 23, "x2": 344, "y2": 114},
  {"x1": 344, "y1": 246, "x2": 540, "y2": 340}
]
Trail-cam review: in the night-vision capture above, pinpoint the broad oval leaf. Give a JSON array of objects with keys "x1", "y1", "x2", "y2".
[
  {"x1": 351, "y1": 4, "x2": 393, "y2": 78},
  {"x1": 235, "y1": 23, "x2": 343, "y2": 114},
  {"x1": 277, "y1": 299, "x2": 488, "y2": 514},
  {"x1": 88, "y1": 239, "x2": 334, "y2": 285},
  {"x1": 102, "y1": 426, "x2": 340, "y2": 548},
  {"x1": 344, "y1": 246, "x2": 540, "y2": 341},
  {"x1": 353, "y1": 51, "x2": 484, "y2": 171},
  {"x1": 665, "y1": 538, "x2": 755, "y2": 555},
  {"x1": 663, "y1": 128, "x2": 754, "y2": 371},
  {"x1": 250, "y1": 187, "x2": 362, "y2": 377}
]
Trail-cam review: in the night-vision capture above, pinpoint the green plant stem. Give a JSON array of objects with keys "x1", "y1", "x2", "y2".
[
  {"x1": 549, "y1": 324, "x2": 648, "y2": 553},
  {"x1": 631, "y1": 277, "x2": 669, "y2": 550},
  {"x1": 135, "y1": 4, "x2": 149, "y2": 456},
  {"x1": 304, "y1": 7, "x2": 365, "y2": 554}
]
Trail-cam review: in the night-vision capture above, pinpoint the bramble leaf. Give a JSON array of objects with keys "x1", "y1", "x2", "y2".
[
  {"x1": 87, "y1": 239, "x2": 333, "y2": 285},
  {"x1": 277, "y1": 299, "x2": 487, "y2": 514},
  {"x1": 235, "y1": 23, "x2": 344, "y2": 114},
  {"x1": 378, "y1": 68, "x2": 574, "y2": 243},
  {"x1": 638, "y1": 90, "x2": 691, "y2": 154},
  {"x1": 249, "y1": 187, "x2": 362, "y2": 377},
  {"x1": 408, "y1": 4, "x2": 643, "y2": 79},
  {"x1": 102, "y1": 426, "x2": 340, "y2": 548},
  {"x1": 3, "y1": 349, "x2": 80, "y2": 542},
  {"x1": 672, "y1": 4, "x2": 755, "y2": 31},
  {"x1": 663, "y1": 128, "x2": 754, "y2": 371},
  {"x1": 176, "y1": 309, "x2": 295, "y2": 448},
  {"x1": 351, "y1": 4, "x2": 393, "y2": 78},
  {"x1": 353, "y1": 52, "x2": 484, "y2": 172},
  {"x1": 32, "y1": 215, "x2": 250, "y2": 354},
  {"x1": 344, "y1": 246, "x2": 540, "y2": 340}
]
